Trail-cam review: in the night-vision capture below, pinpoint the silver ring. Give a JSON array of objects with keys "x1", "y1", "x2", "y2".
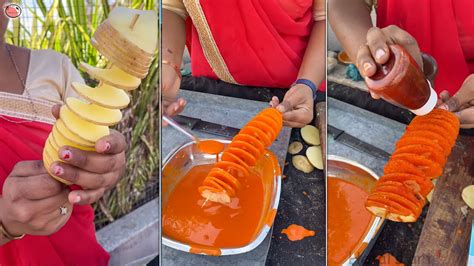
[{"x1": 59, "y1": 206, "x2": 68, "y2": 216}]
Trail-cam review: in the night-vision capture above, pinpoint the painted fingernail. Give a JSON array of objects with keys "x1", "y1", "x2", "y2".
[
  {"x1": 438, "y1": 104, "x2": 448, "y2": 110},
  {"x1": 105, "y1": 142, "x2": 111, "y2": 151},
  {"x1": 74, "y1": 196, "x2": 81, "y2": 203},
  {"x1": 54, "y1": 165, "x2": 63, "y2": 176},
  {"x1": 61, "y1": 150, "x2": 72, "y2": 160},
  {"x1": 363, "y1": 62, "x2": 372, "y2": 74},
  {"x1": 375, "y1": 49, "x2": 386, "y2": 60}
]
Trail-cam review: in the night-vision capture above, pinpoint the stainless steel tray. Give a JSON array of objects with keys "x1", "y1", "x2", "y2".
[
  {"x1": 162, "y1": 139, "x2": 282, "y2": 256},
  {"x1": 327, "y1": 155, "x2": 385, "y2": 265}
]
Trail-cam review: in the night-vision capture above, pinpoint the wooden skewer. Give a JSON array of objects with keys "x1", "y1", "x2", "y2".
[{"x1": 129, "y1": 14, "x2": 140, "y2": 30}]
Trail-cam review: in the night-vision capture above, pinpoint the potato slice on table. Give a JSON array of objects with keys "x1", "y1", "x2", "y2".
[
  {"x1": 288, "y1": 141, "x2": 303, "y2": 155},
  {"x1": 307, "y1": 146, "x2": 323, "y2": 170},
  {"x1": 462, "y1": 185, "x2": 474, "y2": 209},
  {"x1": 301, "y1": 125, "x2": 320, "y2": 145},
  {"x1": 292, "y1": 155, "x2": 314, "y2": 173}
]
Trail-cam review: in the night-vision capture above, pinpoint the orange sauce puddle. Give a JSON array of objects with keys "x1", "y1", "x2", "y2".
[
  {"x1": 328, "y1": 177, "x2": 374, "y2": 266},
  {"x1": 377, "y1": 253, "x2": 404, "y2": 266},
  {"x1": 162, "y1": 164, "x2": 264, "y2": 248},
  {"x1": 197, "y1": 140, "x2": 225, "y2": 155},
  {"x1": 281, "y1": 224, "x2": 315, "y2": 241}
]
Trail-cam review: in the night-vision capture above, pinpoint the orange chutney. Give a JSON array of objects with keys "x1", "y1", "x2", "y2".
[
  {"x1": 197, "y1": 140, "x2": 225, "y2": 155},
  {"x1": 162, "y1": 164, "x2": 264, "y2": 248},
  {"x1": 328, "y1": 177, "x2": 374, "y2": 265}
]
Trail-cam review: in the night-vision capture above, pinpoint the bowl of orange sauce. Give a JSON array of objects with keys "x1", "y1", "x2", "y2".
[
  {"x1": 161, "y1": 139, "x2": 282, "y2": 256},
  {"x1": 327, "y1": 155, "x2": 385, "y2": 265}
]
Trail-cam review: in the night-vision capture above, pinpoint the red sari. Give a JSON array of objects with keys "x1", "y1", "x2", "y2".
[
  {"x1": 0, "y1": 94, "x2": 109, "y2": 265},
  {"x1": 184, "y1": 0, "x2": 316, "y2": 88},
  {"x1": 377, "y1": 0, "x2": 474, "y2": 96}
]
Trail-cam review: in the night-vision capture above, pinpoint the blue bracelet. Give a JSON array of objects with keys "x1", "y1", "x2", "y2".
[{"x1": 293, "y1": 79, "x2": 317, "y2": 101}]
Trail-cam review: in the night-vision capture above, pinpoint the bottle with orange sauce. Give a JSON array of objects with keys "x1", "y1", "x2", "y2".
[{"x1": 365, "y1": 44, "x2": 437, "y2": 115}]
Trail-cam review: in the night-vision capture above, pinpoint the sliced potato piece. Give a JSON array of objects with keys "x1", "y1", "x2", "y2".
[
  {"x1": 60, "y1": 106, "x2": 110, "y2": 143},
  {"x1": 66, "y1": 98, "x2": 122, "y2": 126},
  {"x1": 200, "y1": 190, "x2": 231, "y2": 204},
  {"x1": 462, "y1": 185, "x2": 474, "y2": 209},
  {"x1": 426, "y1": 180, "x2": 437, "y2": 203},
  {"x1": 292, "y1": 155, "x2": 314, "y2": 173},
  {"x1": 307, "y1": 146, "x2": 323, "y2": 170},
  {"x1": 43, "y1": 139, "x2": 61, "y2": 164},
  {"x1": 288, "y1": 141, "x2": 303, "y2": 155},
  {"x1": 55, "y1": 119, "x2": 95, "y2": 147},
  {"x1": 72, "y1": 82, "x2": 130, "y2": 109},
  {"x1": 301, "y1": 125, "x2": 320, "y2": 145},
  {"x1": 52, "y1": 124, "x2": 95, "y2": 151},
  {"x1": 80, "y1": 62, "x2": 141, "y2": 91}
]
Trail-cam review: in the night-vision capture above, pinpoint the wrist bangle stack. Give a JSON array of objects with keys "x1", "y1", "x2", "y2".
[
  {"x1": 292, "y1": 79, "x2": 318, "y2": 101},
  {"x1": 162, "y1": 60, "x2": 182, "y2": 80},
  {"x1": 0, "y1": 222, "x2": 24, "y2": 241}
]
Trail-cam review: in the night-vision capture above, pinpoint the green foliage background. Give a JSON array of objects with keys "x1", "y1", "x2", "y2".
[{"x1": 5, "y1": 0, "x2": 159, "y2": 228}]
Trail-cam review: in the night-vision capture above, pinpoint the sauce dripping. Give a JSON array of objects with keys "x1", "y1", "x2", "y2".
[
  {"x1": 328, "y1": 177, "x2": 373, "y2": 266},
  {"x1": 281, "y1": 224, "x2": 315, "y2": 241}
]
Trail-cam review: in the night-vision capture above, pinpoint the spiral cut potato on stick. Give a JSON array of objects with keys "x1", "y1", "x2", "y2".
[
  {"x1": 198, "y1": 108, "x2": 283, "y2": 204},
  {"x1": 42, "y1": 7, "x2": 158, "y2": 184},
  {"x1": 365, "y1": 109, "x2": 460, "y2": 222}
]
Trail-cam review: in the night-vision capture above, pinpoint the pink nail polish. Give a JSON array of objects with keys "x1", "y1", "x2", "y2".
[
  {"x1": 61, "y1": 150, "x2": 72, "y2": 160},
  {"x1": 54, "y1": 166, "x2": 63, "y2": 176}
]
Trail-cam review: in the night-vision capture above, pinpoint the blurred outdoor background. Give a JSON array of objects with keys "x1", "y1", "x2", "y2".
[{"x1": 5, "y1": 0, "x2": 159, "y2": 229}]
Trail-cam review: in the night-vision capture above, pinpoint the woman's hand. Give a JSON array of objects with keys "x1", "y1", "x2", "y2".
[
  {"x1": 162, "y1": 62, "x2": 186, "y2": 119},
  {"x1": 0, "y1": 161, "x2": 72, "y2": 239},
  {"x1": 356, "y1": 26, "x2": 422, "y2": 99},
  {"x1": 270, "y1": 84, "x2": 314, "y2": 128},
  {"x1": 50, "y1": 105, "x2": 127, "y2": 205},
  {"x1": 438, "y1": 74, "x2": 474, "y2": 128}
]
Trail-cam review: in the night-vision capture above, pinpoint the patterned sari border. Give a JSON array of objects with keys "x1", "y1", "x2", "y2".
[{"x1": 183, "y1": 0, "x2": 238, "y2": 85}]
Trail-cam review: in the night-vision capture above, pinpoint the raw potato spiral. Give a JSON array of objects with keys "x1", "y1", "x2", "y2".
[
  {"x1": 365, "y1": 109, "x2": 460, "y2": 222},
  {"x1": 198, "y1": 108, "x2": 283, "y2": 204},
  {"x1": 42, "y1": 7, "x2": 157, "y2": 184}
]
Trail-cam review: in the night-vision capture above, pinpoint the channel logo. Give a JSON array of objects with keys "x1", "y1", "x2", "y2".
[{"x1": 3, "y1": 3, "x2": 22, "y2": 19}]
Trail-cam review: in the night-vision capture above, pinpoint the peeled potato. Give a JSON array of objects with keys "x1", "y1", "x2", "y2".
[
  {"x1": 462, "y1": 185, "x2": 474, "y2": 209},
  {"x1": 80, "y1": 62, "x2": 141, "y2": 91},
  {"x1": 72, "y1": 82, "x2": 130, "y2": 109},
  {"x1": 426, "y1": 180, "x2": 437, "y2": 203},
  {"x1": 292, "y1": 155, "x2": 314, "y2": 173},
  {"x1": 301, "y1": 125, "x2": 320, "y2": 146},
  {"x1": 200, "y1": 190, "x2": 230, "y2": 205},
  {"x1": 60, "y1": 106, "x2": 110, "y2": 143},
  {"x1": 66, "y1": 98, "x2": 122, "y2": 126},
  {"x1": 55, "y1": 119, "x2": 95, "y2": 147},
  {"x1": 307, "y1": 146, "x2": 323, "y2": 170},
  {"x1": 52, "y1": 124, "x2": 95, "y2": 151},
  {"x1": 288, "y1": 141, "x2": 303, "y2": 154}
]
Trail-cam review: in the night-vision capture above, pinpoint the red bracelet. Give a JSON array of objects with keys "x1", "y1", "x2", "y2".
[{"x1": 162, "y1": 60, "x2": 182, "y2": 80}]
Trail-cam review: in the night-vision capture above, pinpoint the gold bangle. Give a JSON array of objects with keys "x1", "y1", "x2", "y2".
[
  {"x1": 162, "y1": 60, "x2": 182, "y2": 80},
  {"x1": 0, "y1": 222, "x2": 25, "y2": 240}
]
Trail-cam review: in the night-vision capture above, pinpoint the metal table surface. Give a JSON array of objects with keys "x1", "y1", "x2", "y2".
[
  {"x1": 328, "y1": 97, "x2": 427, "y2": 265},
  {"x1": 161, "y1": 90, "x2": 291, "y2": 265}
]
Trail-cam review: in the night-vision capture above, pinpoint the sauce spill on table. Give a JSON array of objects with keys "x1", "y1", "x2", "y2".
[
  {"x1": 281, "y1": 224, "x2": 315, "y2": 241},
  {"x1": 377, "y1": 253, "x2": 404, "y2": 266},
  {"x1": 328, "y1": 177, "x2": 374, "y2": 265}
]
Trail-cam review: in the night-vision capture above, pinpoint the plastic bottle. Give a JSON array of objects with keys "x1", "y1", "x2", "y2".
[{"x1": 365, "y1": 45, "x2": 437, "y2": 115}]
